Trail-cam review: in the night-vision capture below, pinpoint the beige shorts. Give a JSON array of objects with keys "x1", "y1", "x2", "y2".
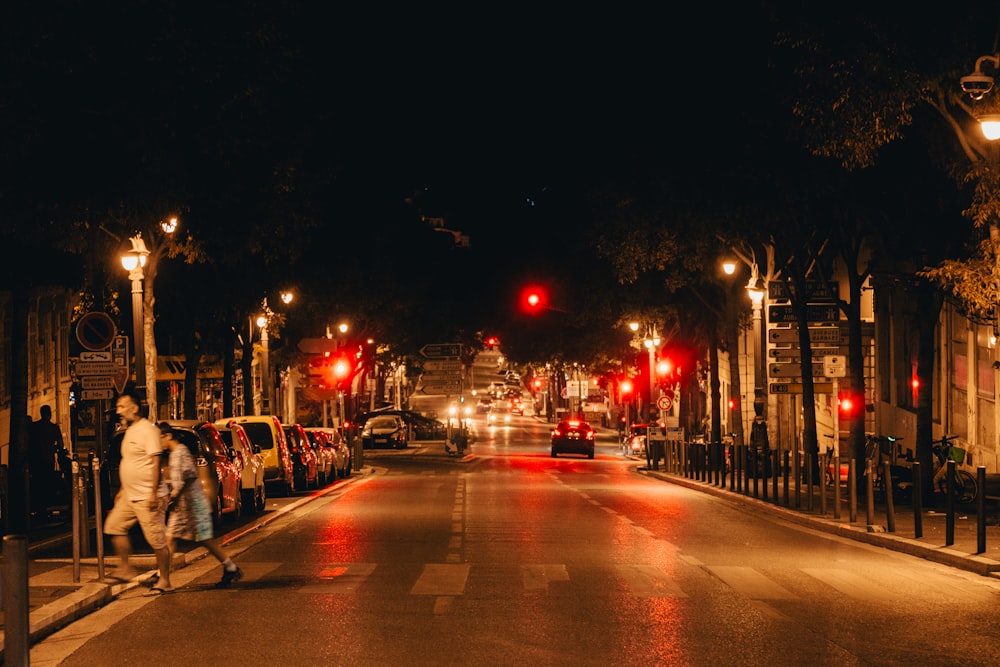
[{"x1": 103, "y1": 493, "x2": 168, "y2": 551}]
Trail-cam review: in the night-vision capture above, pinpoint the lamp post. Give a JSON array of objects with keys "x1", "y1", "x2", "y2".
[
  {"x1": 121, "y1": 234, "x2": 150, "y2": 409},
  {"x1": 256, "y1": 311, "x2": 270, "y2": 415},
  {"x1": 747, "y1": 270, "x2": 770, "y2": 486}
]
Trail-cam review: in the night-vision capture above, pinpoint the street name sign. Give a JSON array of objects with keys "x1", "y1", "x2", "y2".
[
  {"x1": 768, "y1": 346, "x2": 845, "y2": 358},
  {"x1": 768, "y1": 327, "x2": 841, "y2": 344},
  {"x1": 75, "y1": 361, "x2": 119, "y2": 376},
  {"x1": 421, "y1": 380, "x2": 462, "y2": 394},
  {"x1": 423, "y1": 359, "x2": 462, "y2": 372},
  {"x1": 770, "y1": 382, "x2": 834, "y2": 394},
  {"x1": 420, "y1": 343, "x2": 462, "y2": 358},
  {"x1": 767, "y1": 280, "x2": 839, "y2": 302},
  {"x1": 80, "y1": 376, "x2": 114, "y2": 389},
  {"x1": 768, "y1": 305, "x2": 839, "y2": 323},
  {"x1": 769, "y1": 362, "x2": 825, "y2": 378}
]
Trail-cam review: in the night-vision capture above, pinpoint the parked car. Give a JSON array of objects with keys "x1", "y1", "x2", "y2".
[
  {"x1": 305, "y1": 426, "x2": 351, "y2": 479},
  {"x1": 303, "y1": 427, "x2": 336, "y2": 485},
  {"x1": 214, "y1": 418, "x2": 267, "y2": 513},
  {"x1": 163, "y1": 420, "x2": 244, "y2": 525},
  {"x1": 283, "y1": 423, "x2": 320, "y2": 490},
  {"x1": 227, "y1": 415, "x2": 297, "y2": 496},
  {"x1": 551, "y1": 418, "x2": 596, "y2": 459},
  {"x1": 361, "y1": 415, "x2": 408, "y2": 449}
]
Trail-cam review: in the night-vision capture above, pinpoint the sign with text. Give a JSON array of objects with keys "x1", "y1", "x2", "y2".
[
  {"x1": 770, "y1": 382, "x2": 834, "y2": 394},
  {"x1": 420, "y1": 343, "x2": 462, "y2": 358},
  {"x1": 768, "y1": 304, "x2": 839, "y2": 323},
  {"x1": 767, "y1": 280, "x2": 839, "y2": 303},
  {"x1": 768, "y1": 327, "x2": 841, "y2": 344}
]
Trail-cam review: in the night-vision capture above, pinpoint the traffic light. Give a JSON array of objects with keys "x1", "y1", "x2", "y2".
[
  {"x1": 520, "y1": 285, "x2": 547, "y2": 314},
  {"x1": 655, "y1": 356, "x2": 677, "y2": 387},
  {"x1": 838, "y1": 391, "x2": 860, "y2": 418},
  {"x1": 620, "y1": 379, "x2": 633, "y2": 395},
  {"x1": 485, "y1": 336, "x2": 499, "y2": 349}
]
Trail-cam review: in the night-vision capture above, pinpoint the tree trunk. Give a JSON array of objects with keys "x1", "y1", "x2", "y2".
[{"x1": 8, "y1": 287, "x2": 31, "y2": 534}]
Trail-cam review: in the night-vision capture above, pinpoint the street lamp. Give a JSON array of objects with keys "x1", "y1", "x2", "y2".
[
  {"x1": 746, "y1": 268, "x2": 770, "y2": 483},
  {"x1": 256, "y1": 291, "x2": 294, "y2": 416},
  {"x1": 121, "y1": 234, "x2": 150, "y2": 407}
]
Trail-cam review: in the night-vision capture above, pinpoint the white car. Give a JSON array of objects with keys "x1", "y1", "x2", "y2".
[
  {"x1": 361, "y1": 415, "x2": 408, "y2": 449},
  {"x1": 214, "y1": 419, "x2": 267, "y2": 514},
  {"x1": 305, "y1": 427, "x2": 352, "y2": 479}
]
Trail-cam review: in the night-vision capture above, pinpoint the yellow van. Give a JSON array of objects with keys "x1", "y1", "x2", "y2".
[{"x1": 226, "y1": 415, "x2": 297, "y2": 496}]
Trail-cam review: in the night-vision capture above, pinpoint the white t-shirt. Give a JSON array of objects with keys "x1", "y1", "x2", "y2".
[{"x1": 118, "y1": 418, "x2": 164, "y2": 501}]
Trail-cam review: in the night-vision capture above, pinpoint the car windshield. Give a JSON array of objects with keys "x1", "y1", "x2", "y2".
[
  {"x1": 370, "y1": 417, "x2": 398, "y2": 428},
  {"x1": 240, "y1": 423, "x2": 274, "y2": 449}
]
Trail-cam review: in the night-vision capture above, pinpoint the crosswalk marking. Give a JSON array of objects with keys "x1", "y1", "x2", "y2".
[
  {"x1": 299, "y1": 562, "x2": 376, "y2": 593},
  {"x1": 410, "y1": 563, "x2": 470, "y2": 596},
  {"x1": 707, "y1": 566, "x2": 798, "y2": 600},
  {"x1": 616, "y1": 564, "x2": 688, "y2": 598},
  {"x1": 521, "y1": 564, "x2": 569, "y2": 592},
  {"x1": 802, "y1": 568, "x2": 899, "y2": 602}
]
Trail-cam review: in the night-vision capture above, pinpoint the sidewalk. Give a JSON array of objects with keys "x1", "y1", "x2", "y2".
[{"x1": 639, "y1": 464, "x2": 1000, "y2": 578}]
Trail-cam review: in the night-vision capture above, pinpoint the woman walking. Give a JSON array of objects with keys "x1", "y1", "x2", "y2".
[{"x1": 158, "y1": 423, "x2": 243, "y2": 588}]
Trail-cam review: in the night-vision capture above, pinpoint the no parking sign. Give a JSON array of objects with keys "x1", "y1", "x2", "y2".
[{"x1": 657, "y1": 394, "x2": 673, "y2": 411}]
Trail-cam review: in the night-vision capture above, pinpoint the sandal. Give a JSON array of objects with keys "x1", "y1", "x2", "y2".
[
  {"x1": 146, "y1": 586, "x2": 175, "y2": 596},
  {"x1": 140, "y1": 573, "x2": 159, "y2": 587}
]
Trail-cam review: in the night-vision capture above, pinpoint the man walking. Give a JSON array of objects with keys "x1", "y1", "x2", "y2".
[
  {"x1": 28, "y1": 405, "x2": 67, "y2": 516},
  {"x1": 103, "y1": 391, "x2": 173, "y2": 593}
]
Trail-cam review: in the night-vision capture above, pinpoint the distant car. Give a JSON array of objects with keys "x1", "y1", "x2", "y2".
[
  {"x1": 283, "y1": 424, "x2": 320, "y2": 490},
  {"x1": 476, "y1": 396, "x2": 494, "y2": 413},
  {"x1": 303, "y1": 427, "x2": 336, "y2": 485},
  {"x1": 163, "y1": 420, "x2": 244, "y2": 525},
  {"x1": 507, "y1": 397, "x2": 524, "y2": 416},
  {"x1": 214, "y1": 418, "x2": 267, "y2": 514},
  {"x1": 306, "y1": 427, "x2": 352, "y2": 479},
  {"x1": 551, "y1": 418, "x2": 596, "y2": 459},
  {"x1": 354, "y1": 410, "x2": 444, "y2": 440},
  {"x1": 361, "y1": 415, "x2": 408, "y2": 449},
  {"x1": 487, "y1": 405, "x2": 511, "y2": 426}
]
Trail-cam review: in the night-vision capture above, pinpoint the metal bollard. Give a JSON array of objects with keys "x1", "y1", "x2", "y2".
[
  {"x1": 849, "y1": 460, "x2": 857, "y2": 523},
  {"x1": 978, "y1": 466, "x2": 986, "y2": 554},
  {"x1": 945, "y1": 460, "x2": 955, "y2": 546},
  {"x1": 92, "y1": 454, "x2": 106, "y2": 579},
  {"x1": 3, "y1": 534, "x2": 30, "y2": 666},
  {"x1": 883, "y1": 459, "x2": 895, "y2": 533},
  {"x1": 865, "y1": 459, "x2": 875, "y2": 528},
  {"x1": 912, "y1": 461, "x2": 922, "y2": 539}
]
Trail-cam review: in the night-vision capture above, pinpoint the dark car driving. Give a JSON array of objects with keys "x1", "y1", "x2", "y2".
[{"x1": 551, "y1": 418, "x2": 596, "y2": 459}]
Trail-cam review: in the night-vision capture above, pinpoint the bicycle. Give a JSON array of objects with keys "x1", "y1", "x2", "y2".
[
  {"x1": 863, "y1": 433, "x2": 903, "y2": 499},
  {"x1": 932, "y1": 435, "x2": 977, "y2": 504}
]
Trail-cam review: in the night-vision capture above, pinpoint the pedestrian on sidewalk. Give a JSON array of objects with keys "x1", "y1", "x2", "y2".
[
  {"x1": 158, "y1": 423, "x2": 243, "y2": 587},
  {"x1": 103, "y1": 391, "x2": 173, "y2": 594}
]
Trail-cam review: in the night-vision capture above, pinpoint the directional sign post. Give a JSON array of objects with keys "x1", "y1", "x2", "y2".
[{"x1": 420, "y1": 343, "x2": 462, "y2": 359}]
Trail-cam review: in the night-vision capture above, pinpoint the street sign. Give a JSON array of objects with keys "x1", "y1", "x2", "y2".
[
  {"x1": 768, "y1": 362, "x2": 825, "y2": 378},
  {"x1": 767, "y1": 280, "x2": 839, "y2": 302},
  {"x1": 80, "y1": 350, "x2": 112, "y2": 362},
  {"x1": 420, "y1": 380, "x2": 462, "y2": 394},
  {"x1": 768, "y1": 305, "x2": 839, "y2": 323},
  {"x1": 656, "y1": 395, "x2": 673, "y2": 411},
  {"x1": 112, "y1": 336, "x2": 129, "y2": 392},
  {"x1": 76, "y1": 311, "x2": 117, "y2": 351},
  {"x1": 80, "y1": 376, "x2": 114, "y2": 389},
  {"x1": 75, "y1": 361, "x2": 119, "y2": 376},
  {"x1": 768, "y1": 346, "x2": 845, "y2": 358},
  {"x1": 420, "y1": 343, "x2": 462, "y2": 358},
  {"x1": 423, "y1": 359, "x2": 462, "y2": 372},
  {"x1": 81, "y1": 389, "x2": 115, "y2": 401},
  {"x1": 823, "y1": 355, "x2": 847, "y2": 378},
  {"x1": 770, "y1": 382, "x2": 834, "y2": 394},
  {"x1": 768, "y1": 327, "x2": 841, "y2": 344}
]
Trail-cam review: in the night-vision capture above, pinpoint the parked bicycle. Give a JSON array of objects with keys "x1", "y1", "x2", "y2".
[
  {"x1": 863, "y1": 433, "x2": 904, "y2": 499},
  {"x1": 932, "y1": 434, "x2": 977, "y2": 504}
]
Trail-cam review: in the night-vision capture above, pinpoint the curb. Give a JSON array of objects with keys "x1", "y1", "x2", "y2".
[{"x1": 641, "y1": 468, "x2": 1000, "y2": 578}]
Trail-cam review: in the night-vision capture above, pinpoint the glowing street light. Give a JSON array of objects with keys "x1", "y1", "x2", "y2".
[{"x1": 121, "y1": 234, "x2": 150, "y2": 406}]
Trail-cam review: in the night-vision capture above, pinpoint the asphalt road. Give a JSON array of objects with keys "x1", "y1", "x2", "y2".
[{"x1": 29, "y1": 413, "x2": 1000, "y2": 667}]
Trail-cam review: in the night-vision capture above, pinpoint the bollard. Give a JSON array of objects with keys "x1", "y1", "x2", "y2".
[
  {"x1": 729, "y1": 445, "x2": 735, "y2": 492},
  {"x1": 3, "y1": 534, "x2": 30, "y2": 666},
  {"x1": 72, "y1": 457, "x2": 81, "y2": 582},
  {"x1": 793, "y1": 449, "x2": 801, "y2": 509},
  {"x1": 92, "y1": 454, "x2": 106, "y2": 579},
  {"x1": 883, "y1": 459, "x2": 895, "y2": 533},
  {"x1": 806, "y1": 452, "x2": 814, "y2": 512},
  {"x1": 819, "y1": 453, "x2": 827, "y2": 516},
  {"x1": 833, "y1": 454, "x2": 841, "y2": 520},
  {"x1": 849, "y1": 460, "x2": 857, "y2": 523},
  {"x1": 912, "y1": 461, "x2": 922, "y2": 539},
  {"x1": 783, "y1": 450, "x2": 790, "y2": 506},
  {"x1": 865, "y1": 459, "x2": 875, "y2": 528},
  {"x1": 977, "y1": 466, "x2": 986, "y2": 554},
  {"x1": 772, "y1": 449, "x2": 779, "y2": 504},
  {"x1": 945, "y1": 460, "x2": 955, "y2": 546}
]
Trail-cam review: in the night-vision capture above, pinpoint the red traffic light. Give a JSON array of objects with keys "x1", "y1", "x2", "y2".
[
  {"x1": 520, "y1": 285, "x2": 548, "y2": 314},
  {"x1": 485, "y1": 336, "x2": 499, "y2": 348},
  {"x1": 620, "y1": 379, "x2": 633, "y2": 395}
]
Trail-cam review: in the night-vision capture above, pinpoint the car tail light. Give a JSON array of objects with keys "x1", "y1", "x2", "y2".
[
  {"x1": 552, "y1": 428, "x2": 562, "y2": 438},
  {"x1": 585, "y1": 429, "x2": 595, "y2": 440}
]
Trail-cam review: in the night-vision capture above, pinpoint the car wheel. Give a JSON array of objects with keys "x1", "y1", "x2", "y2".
[
  {"x1": 256, "y1": 483, "x2": 266, "y2": 512},
  {"x1": 551, "y1": 448, "x2": 557, "y2": 458},
  {"x1": 588, "y1": 451, "x2": 595, "y2": 460},
  {"x1": 232, "y1": 492, "x2": 243, "y2": 521},
  {"x1": 241, "y1": 488, "x2": 255, "y2": 513}
]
